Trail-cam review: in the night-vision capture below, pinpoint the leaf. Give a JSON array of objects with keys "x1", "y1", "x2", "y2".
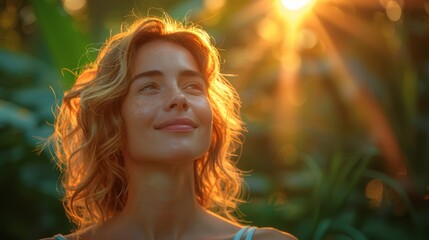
[
  {"x1": 330, "y1": 221, "x2": 367, "y2": 240},
  {"x1": 0, "y1": 50, "x2": 58, "y2": 88},
  {"x1": 333, "y1": 152, "x2": 373, "y2": 211},
  {"x1": 313, "y1": 218, "x2": 333, "y2": 240},
  {"x1": 31, "y1": 0, "x2": 93, "y2": 89},
  {"x1": 0, "y1": 99, "x2": 37, "y2": 131}
]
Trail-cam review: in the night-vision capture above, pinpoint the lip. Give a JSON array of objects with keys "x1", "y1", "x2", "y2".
[{"x1": 154, "y1": 117, "x2": 198, "y2": 131}]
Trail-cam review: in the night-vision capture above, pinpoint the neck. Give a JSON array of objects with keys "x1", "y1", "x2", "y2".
[{"x1": 117, "y1": 160, "x2": 205, "y2": 239}]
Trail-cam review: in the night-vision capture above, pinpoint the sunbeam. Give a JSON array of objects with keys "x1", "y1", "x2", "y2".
[{"x1": 260, "y1": 0, "x2": 410, "y2": 178}]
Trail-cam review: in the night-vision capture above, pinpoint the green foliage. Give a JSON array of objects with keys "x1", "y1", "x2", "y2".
[
  {"x1": 0, "y1": 50, "x2": 71, "y2": 239},
  {"x1": 30, "y1": 0, "x2": 94, "y2": 89},
  {"x1": 240, "y1": 150, "x2": 428, "y2": 240}
]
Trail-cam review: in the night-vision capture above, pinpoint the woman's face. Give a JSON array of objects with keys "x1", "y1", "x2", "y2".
[{"x1": 121, "y1": 40, "x2": 213, "y2": 164}]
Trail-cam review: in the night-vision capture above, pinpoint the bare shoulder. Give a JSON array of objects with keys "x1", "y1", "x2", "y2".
[
  {"x1": 39, "y1": 227, "x2": 93, "y2": 240},
  {"x1": 39, "y1": 233, "x2": 75, "y2": 240},
  {"x1": 38, "y1": 234, "x2": 71, "y2": 240},
  {"x1": 253, "y1": 227, "x2": 298, "y2": 240}
]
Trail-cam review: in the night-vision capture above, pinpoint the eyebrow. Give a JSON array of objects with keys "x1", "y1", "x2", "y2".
[
  {"x1": 131, "y1": 69, "x2": 204, "y2": 82},
  {"x1": 131, "y1": 70, "x2": 162, "y2": 82},
  {"x1": 180, "y1": 70, "x2": 204, "y2": 79}
]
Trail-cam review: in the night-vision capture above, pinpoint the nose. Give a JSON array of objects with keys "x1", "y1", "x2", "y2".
[{"x1": 165, "y1": 87, "x2": 189, "y2": 111}]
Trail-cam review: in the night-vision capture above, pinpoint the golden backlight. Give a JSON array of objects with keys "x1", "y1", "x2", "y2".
[
  {"x1": 277, "y1": 0, "x2": 317, "y2": 25},
  {"x1": 281, "y1": 0, "x2": 314, "y2": 11}
]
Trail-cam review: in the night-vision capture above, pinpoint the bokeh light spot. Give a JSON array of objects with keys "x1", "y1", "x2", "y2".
[
  {"x1": 366, "y1": 179, "x2": 384, "y2": 208},
  {"x1": 0, "y1": 7, "x2": 18, "y2": 29},
  {"x1": 257, "y1": 17, "x2": 281, "y2": 43},
  {"x1": 204, "y1": 0, "x2": 225, "y2": 12},
  {"x1": 63, "y1": 0, "x2": 87, "y2": 15},
  {"x1": 298, "y1": 28, "x2": 317, "y2": 49},
  {"x1": 386, "y1": 0, "x2": 402, "y2": 22}
]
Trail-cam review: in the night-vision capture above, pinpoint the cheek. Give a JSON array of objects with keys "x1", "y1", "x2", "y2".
[
  {"x1": 121, "y1": 100, "x2": 147, "y2": 147},
  {"x1": 122, "y1": 98, "x2": 154, "y2": 126},
  {"x1": 201, "y1": 100, "x2": 213, "y2": 127}
]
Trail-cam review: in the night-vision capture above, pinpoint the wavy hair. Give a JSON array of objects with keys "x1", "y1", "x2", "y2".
[{"x1": 49, "y1": 14, "x2": 245, "y2": 229}]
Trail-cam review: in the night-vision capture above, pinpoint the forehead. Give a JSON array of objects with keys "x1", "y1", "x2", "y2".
[{"x1": 132, "y1": 40, "x2": 199, "y2": 72}]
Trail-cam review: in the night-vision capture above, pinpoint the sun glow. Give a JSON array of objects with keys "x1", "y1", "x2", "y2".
[
  {"x1": 281, "y1": 0, "x2": 314, "y2": 11},
  {"x1": 277, "y1": 0, "x2": 317, "y2": 25},
  {"x1": 232, "y1": 0, "x2": 409, "y2": 179}
]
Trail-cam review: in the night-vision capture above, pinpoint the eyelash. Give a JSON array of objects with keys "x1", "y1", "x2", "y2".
[
  {"x1": 137, "y1": 81, "x2": 206, "y2": 93},
  {"x1": 185, "y1": 82, "x2": 203, "y2": 90},
  {"x1": 139, "y1": 83, "x2": 159, "y2": 91}
]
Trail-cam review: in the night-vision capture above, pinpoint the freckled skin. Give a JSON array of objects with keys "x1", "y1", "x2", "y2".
[{"x1": 121, "y1": 40, "x2": 213, "y2": 164}]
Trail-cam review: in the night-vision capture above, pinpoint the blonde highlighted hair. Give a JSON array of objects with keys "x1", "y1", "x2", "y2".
[{"x1": 49, "y1": 14, "x2": 245, "y2": 229}]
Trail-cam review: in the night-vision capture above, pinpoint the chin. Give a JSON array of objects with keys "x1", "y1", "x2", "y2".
[
  {"x1": 129, "y1": 149, "x2": 206, "y2": 164},
  {"x1": 158, "y1": 150, "x2": 207, "y2": 163}
]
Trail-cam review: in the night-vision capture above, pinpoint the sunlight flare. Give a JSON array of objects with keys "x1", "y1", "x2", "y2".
[
  {"x1": 281, "y1": 0, "x2": 313, "y2": 11},
  {"x1": 276, "y1": 0, "x2": 317, "y2": 25}
]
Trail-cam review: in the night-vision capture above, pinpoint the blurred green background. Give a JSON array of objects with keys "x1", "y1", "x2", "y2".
[{"x1": 1, "y1": 0, "x2": 428, "y2": 239}]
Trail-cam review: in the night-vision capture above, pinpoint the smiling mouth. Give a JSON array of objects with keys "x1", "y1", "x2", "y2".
[{"x1": 154, "y1": 118, "x2": 198, "y2": 131}]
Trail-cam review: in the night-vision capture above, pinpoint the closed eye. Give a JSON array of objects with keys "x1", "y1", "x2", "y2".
[
  {"x1": 184, "y1": 81, "x2": 206, "y2": 94},
  {"x1": 139, "y1": 82, "x2": 160, "y2": 92},
  {"x1": 186, "y1": 82, "x2": 203, "y2": 90}
]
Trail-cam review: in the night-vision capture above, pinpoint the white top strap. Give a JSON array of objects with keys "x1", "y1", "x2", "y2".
[
  {"x1": 234, "y1": 226, "x2": 257, "y2": 240},
  {"x1": 233, "y1": 226, "x2": 250, "y2": 240},
  {"x1": 53, "y1": 234, "x2": 67, "y2": 240},
  {"x1": 245, "y1": 227, "x2": 257, "y2": 240}
]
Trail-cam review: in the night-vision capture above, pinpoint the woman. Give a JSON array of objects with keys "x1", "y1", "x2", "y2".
[{"x1": 42, "y1": 14, "x2": 297, "y2": 240}]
